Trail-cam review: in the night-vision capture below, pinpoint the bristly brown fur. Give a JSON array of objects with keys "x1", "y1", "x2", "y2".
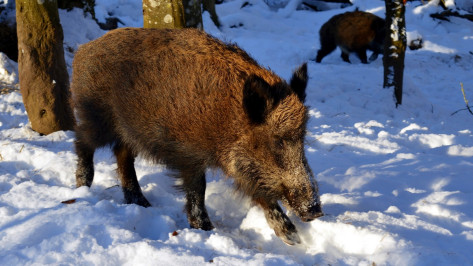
[
  {"x1": 71, "y1": 28, "x2": 322, "y2": 246},
  {"x1": 316, "y1": 11, "x2": 385, "y2": 64}
]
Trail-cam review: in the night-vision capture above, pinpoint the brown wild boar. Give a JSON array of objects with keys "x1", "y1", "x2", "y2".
[
  {"x1": 71, "y1": 28, "x2": 323, "y2": 245},
  {"x1": 315, "y1": 11, "x2": 385, "y2": 64}
]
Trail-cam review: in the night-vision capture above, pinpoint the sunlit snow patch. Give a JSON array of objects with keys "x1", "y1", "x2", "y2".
[
  {"x1": 302, "y1": 219, "x2": 414, "y2": 265},
  {"x1": 448, "y1": 145, "x2": 473, "y2": 157},
  {"x1": 408, "y1": 133, "x2": 455, "y2": 148},
  {"x1": 315, "y1": 132, "x2": 399, "y2": 154}
]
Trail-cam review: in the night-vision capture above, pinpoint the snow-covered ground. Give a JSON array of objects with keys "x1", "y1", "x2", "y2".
[{"x1": 1, "y1": 0, "x2": 473, "y2": 265}]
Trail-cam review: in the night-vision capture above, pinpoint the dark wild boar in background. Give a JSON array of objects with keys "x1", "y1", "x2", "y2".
[
  {"x1": 316, "y1": 11, "x2": 385, "y2": 64},
  {"x1": 71, "y1": 28, "x2": 323, "y2": 245}
]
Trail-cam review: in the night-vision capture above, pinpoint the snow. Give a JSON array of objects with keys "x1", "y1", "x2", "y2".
[{"x1": 1, "y1": 0, "x2": 473, "y2": 265}]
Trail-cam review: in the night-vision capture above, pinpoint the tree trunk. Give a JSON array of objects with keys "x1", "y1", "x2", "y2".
[
  {"x1": 383, "y1": 0, "x2": 406, "y2": 107},
  {"x1": 143, "y1": 0, "x2": 185, "y2": 29},
  {"x1": 16, "y1": 0, "x2": 74, "y2": 135},
  {"x1": 57, "y1": 0, "x2": 95, "y2": 17},
  {"x1": 0, "y1": 21, "x2": 17, "y2": 62},
  {"x1": 202, "y1": 0, "x2": 221, "y2": 28},
  {"x1": 183, "y1": 0, "x2": 203, "y2": 29}
]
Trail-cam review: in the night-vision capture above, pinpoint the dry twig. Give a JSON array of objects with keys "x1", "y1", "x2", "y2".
[
  {"x1": 460, "y1": 83, "x2": 473, "y2": 115},
  {"x1": 0, "y1": 82, "x2": 19, "y2": 95},
  {"x1": 451, "y1": 83, "x2": 473, "y2": 116}
]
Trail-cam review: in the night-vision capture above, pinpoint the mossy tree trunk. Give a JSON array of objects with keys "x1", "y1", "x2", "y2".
[
  {"x1": 143, "y1": 0, "x2": 185, "y2": 29},
  {"x1": 383, "y1": 0, "x2": 406, "y2": 107},
  {"x1": 16, "y1": 0, "x2": 74, "y2": 135},
  {"x1": 143, "y1": 0, "x2": 206, "y2": 29}
]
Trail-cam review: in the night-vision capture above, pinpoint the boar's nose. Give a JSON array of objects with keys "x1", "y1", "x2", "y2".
[{"x1": 301, "y1": 204, "x2": 323, "y2": 222}]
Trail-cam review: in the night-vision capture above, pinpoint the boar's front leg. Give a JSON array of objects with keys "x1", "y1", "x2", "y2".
[
  {"x1": 356, "y1": 49, "x2": 369, "y2": 64},
  {"x1": 256, "y1": 199, "x2": 301, "y2": 245},
  {"x1": 113, "y1": 143, "x2": 151, "y2": 207},
  {"x1": 182, "y1": 170, "x2": 214, "y2": 231},
  {"x1": 340, "y1": 51, "x2": 351, "y2": 63},
  {"x1": 369, "y1": 51, "x2": 379, "y2": 62}
]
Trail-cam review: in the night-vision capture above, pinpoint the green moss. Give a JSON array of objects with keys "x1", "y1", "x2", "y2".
[{"x1": 143, "y1": 0, "x2": 185, "y2": 29}]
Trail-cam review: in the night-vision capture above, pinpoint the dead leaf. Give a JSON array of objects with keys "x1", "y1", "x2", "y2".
[{"x1": 61, "y1": 199, "x2": 76, "y2": 204}]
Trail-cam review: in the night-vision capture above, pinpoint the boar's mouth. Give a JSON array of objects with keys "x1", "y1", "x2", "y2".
[{"x1": 300, "y1": 203, "x2": 324, "y2": 222}]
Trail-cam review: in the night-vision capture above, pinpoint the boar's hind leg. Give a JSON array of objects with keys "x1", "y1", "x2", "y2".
[
  {"x1": 114, "y1": 143, "x2": 151, "y2": 207},
  {"x1": 316, "y1": 39, "x2": 337, "y2": 63},
  {"x1": 75, "y1": 139, "x2": 95, "y2": 187},
  {"x1": 182, "y1": 170, "x2": 214, "y2": 231},
  {"x1": 256, "y1": 199, "x2": 301, "y2": 245}
]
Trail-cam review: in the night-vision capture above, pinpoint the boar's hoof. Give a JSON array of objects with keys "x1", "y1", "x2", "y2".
[
  {"x1": 276, "y1": 228, "x2": 301, "y2": 246},
  {"x1": 189, "y1": 217, "x2": 214, "y2": 231},
  {"x1": 369, "y1": 53, "x2": 379, "y2": 62},
  {"x1": 272, "y1": 220, "x2": 301, "y2": 245},
  {"x1": 76, "y1": 179, "x2": 92, "y2": 188},
  {"x1": 134, "y1": 197, "x2": 152, "y2": 208},
  {"x1": 124, "y1": 192, "x2": 151, "y2": 208}
]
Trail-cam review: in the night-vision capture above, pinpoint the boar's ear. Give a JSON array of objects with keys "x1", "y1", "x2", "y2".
[
  {"x1": 290, "y1": 63, "x2": 308, "y2": 102},
  {"x1": 243, "y1": 75, "x2": 273, "y2": 124}
]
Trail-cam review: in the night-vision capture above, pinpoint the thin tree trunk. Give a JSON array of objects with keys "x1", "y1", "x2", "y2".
[
  {"x1": 383, "y1": 0, "x2": 406, "y2": 107},
  {"x1": 314, "y1": 0, "x2": 351, "y2": 3},
  {"x1": 143, "y1": 0, "x2": 185, "y2": 29},
  {"x1": 183, "y1": 0, "x2": 203, "y2": 29},
  {"x1": 202, "y1": 0, "x2": 220, "y2": 28},
  {"x1": 16, "y1": 0, "x2": 74, "y2": 135}
]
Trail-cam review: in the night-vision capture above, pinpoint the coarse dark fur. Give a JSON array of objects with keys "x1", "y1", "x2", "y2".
[
  {"x1": 316, "y1": 11, "x2": 385, "y2": 64},
  {"x1": 71, "y1": 28, "x2": 323, "y2": 245}
]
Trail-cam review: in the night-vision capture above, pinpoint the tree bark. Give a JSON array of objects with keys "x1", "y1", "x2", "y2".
[
  {"x1": 0, "y1": 21, "x2": 17, "y2": 62},
  {"x1": 183, "y1": 0, "x2": 203, "y2": 29},
  {"x1": 383, "y1": 0, "x2": 406, "y2": 107},
  {"x1": 313, "y1": 0, "x2": 351, "y2": 3},
  {"x1": 202, "y1": 0, "x2": 220, "y2": 28},
  {"x1": 143, "y1": 0, "x2": 185, "y2": 29},
  {"x1": 16, "y1": 0, "x2": 74, "y2": 135},
  {"x1": 57, "y1": 0, "x2": 95, "y2": 17}
]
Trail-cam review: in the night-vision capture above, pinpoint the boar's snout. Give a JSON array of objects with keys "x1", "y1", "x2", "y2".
[
  {"x1": 283, "y1": 175, "x2": 323, "y2": 223},
  {"x1": 300, "y1": 203, "x2": 324, "y2": 222}
]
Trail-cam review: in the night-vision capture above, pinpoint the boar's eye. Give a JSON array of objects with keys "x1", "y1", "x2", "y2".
[
  {"x1": 253, "y1": 143, "x2": 259, "y2": 150},
  {"x1": 273, "y1": 140, "x2": 285, "y2": 168},
  {"x1": 275, "y1": 139, "x2": 284, "y2": 149}
]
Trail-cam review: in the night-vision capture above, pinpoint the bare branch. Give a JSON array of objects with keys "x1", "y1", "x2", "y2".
[{"x1": 430, "y1": 10, "x2": 473, "y2": 22}]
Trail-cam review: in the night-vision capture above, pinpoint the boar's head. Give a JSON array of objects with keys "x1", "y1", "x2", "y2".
[{"x1": 228, "y1": 63, "x2": 323, "y2": 223}]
